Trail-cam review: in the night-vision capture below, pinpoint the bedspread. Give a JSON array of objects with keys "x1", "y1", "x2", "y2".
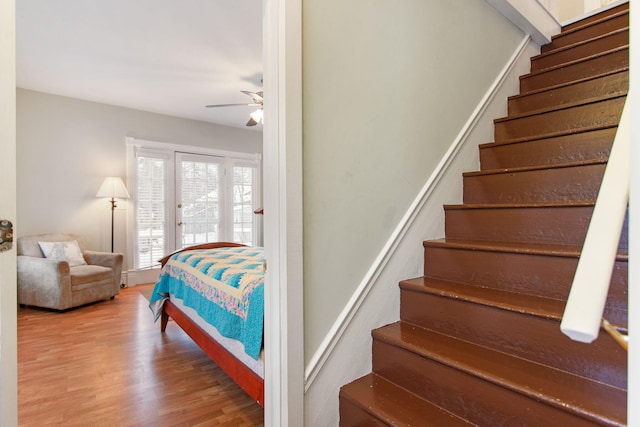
[{"x1": 149, "y1": 246, "x2": 264, "y2": 359}]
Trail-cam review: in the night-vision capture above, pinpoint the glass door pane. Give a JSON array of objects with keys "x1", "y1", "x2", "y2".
[
  {"x1": 232, "y1": 164, "x2": 257, "y2": 245},
  {"x1": 136, "y1": 155, "x2": 167, "y2": 269},
  {"x1": 176, "y1": 153, "x2": 224, "y2": 248}
]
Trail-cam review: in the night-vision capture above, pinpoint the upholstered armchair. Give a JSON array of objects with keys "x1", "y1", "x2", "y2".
[{"x1": 17, "y1": 233, "x2": 123, "y2": 310}]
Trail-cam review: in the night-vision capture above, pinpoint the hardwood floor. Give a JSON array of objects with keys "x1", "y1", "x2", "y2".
[{"x1": 18, "y1": 285, "x2": 264, "y2": 427}]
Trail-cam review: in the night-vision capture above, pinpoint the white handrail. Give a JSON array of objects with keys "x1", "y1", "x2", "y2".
[{"x1": 560, "y1": 94, "x2": 630, "y2": 343}]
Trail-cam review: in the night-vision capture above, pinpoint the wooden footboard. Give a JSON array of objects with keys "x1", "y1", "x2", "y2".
[{"x1": 161, "y1": 299, "x2": 265, "y2": 407}]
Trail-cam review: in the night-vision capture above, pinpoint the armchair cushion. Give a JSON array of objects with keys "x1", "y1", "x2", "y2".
[
  {"x1": 38, "y1": 240, "x2": 87, "y2": 267},
  {"x1": 70, "y1": 265, "x2": 113, "y2": 289}
]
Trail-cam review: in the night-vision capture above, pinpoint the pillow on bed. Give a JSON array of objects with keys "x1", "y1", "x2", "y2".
[{"x1": 38, "y1": 240, "x2": 87, "y2": 267}]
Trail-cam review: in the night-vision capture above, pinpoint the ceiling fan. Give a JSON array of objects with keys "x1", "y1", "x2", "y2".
[{"x1": 205, "y1": 90, "x2": 264, "y2": 126}]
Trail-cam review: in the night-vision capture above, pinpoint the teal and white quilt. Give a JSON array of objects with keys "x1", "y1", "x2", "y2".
[{"x1": 149, "y1": 246, "x2": 264, "y2": 360}]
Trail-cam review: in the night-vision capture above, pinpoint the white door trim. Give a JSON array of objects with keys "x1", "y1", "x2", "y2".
[
  {"x1": 0, "y1": 0, "x2": 18, "y2": 424},
  {"x1": 262, "y1": 0, "x2": 304, "y2": 425}
]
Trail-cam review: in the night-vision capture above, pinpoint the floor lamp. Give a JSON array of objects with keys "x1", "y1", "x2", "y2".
[{"x1": 96, "y1": 177, "x2": 131, "y2": 253}]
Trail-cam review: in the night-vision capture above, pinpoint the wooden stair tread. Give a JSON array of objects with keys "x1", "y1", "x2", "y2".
[
  {"x1": 340, "y1": 373, "x2": 474, "y2": 427},
  {"x1": 531, "y1": 28, "x2": 629, "y2": 74},
  {"x1": 532, "y1": 27, "x2": 628, "y2": 64},
  {"x1": 400, "y1": 277, "x2": 566, "y2": 321},
  {"x1": 543, "y1": 8, "x2": 629, "y2": 54},
  {"x1": 519, "y1": 45, "x2": 628, "y2": 80},
  {"x1": 442, "y1": 201, "x2": 629, "y2": 249},
  {"x1": 479, "y1": 124, "x2": 617, "y2": 149},
  {"x1": 444, "y1": 201, "x2": 595, "y2": 210},
  {"x1": 463, "y1": 157, "x2": 607, "y2": 178},
  {"x1": 423, "y1": 238, "x2": 629, "y2": 260},
  {"x1": 374, "y1": 322, "x2": 627, "y2": 426},
  {"x1": 401, "y1": 277, "x2": 628, "y2": 330},
  {"x1": 486, "y1": 123, "x2": 618, "y2": 146},
  {"x1": 494, "y1": 92, "x2": 626, "y2": 124},
  {"x1": 494, "y1": 94, "x2": 625, "y2": 142},
  {"x1": 509, "y1": 68, "x2": 628, "y2": 101},
  {"x1": 478, "y1": 128, "x2": 617, "y2": 170},
  {"x1": 557, "y1": 7, "x2": 629, "y2": 39}
]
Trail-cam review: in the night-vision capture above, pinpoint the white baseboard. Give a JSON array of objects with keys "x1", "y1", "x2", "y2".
[{"x1": 124, "y1": 268, "x2": 160, "y2": 286}]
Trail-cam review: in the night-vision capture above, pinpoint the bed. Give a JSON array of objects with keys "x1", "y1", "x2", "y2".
[{"x1": 148, "y1": 242, "x2": 265, "y2": 406}]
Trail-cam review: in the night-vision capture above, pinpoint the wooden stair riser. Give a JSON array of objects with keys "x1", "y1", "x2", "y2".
[
  {"x1": 400, "y1": 287, "x2": 627, "y2": 389},
  {"x1": 422, "y1": 245, "x2": 628, "y2": 315},
  {"x1": 444, "y1": 205, "x2": 628, "y2": 249},
  {"x1": 463, "y1": 163, "x2": 605, "y2": 204},
  {"x1": 520, "y1": 48, "x2": 628, "y2": 93},
  {"x1": 531, "y1": 29, "x2": 628, "y2": 72},
  {"x1": 541, "y1": 12, "x2": 629, "y2": 54},
  {"x1": 339, "y1": 374, "x2": 474, "y2": 427},
  {"x1": 339, "y1": 398, "x2": 388, "y2": 427},
  {"x1": 560, "y1": 3, "x2": 629, "y2": 33},
  {"x1": 495, "y1": 96, "x2": 625, "y2": 141},
  {"x1": 479, "y1": 127, "x2": 616, "y2": 169},
  {"x1": 372, "y1": 339, "x2": 610, "y2": 427},
  {"x1": 508, "y1": 71, "x2": 628, "y2": 116}
]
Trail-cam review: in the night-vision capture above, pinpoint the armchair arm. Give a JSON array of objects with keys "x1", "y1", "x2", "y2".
[
  {"x1": 84, "y1": 251, "x2": 124, "y2": 293},
  {"x1": 83, "y1": 251, "x2": 122, "y2": 270},
  {"x1": 17, "y1": 255, "x2": 72, "y2": 309}
]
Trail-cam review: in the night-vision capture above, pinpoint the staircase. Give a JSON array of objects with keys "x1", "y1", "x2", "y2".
[{"x1": 339, "y1": 4, "x2": 629, "y2": 426}]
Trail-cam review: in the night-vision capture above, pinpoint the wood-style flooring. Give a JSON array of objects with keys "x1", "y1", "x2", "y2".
[{"x1": 18, "y1": 284, "x2": 264, "y2": 427}]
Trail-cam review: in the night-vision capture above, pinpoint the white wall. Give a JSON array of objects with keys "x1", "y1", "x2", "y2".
[
  {"x1": 549, "y1": 0, "x2": 626, "y2": 23},
  {"x1": 0, "y1": 1, "x2": 18, "y2": 425},
  {"x1": 16, "y1": 89, "x2": 262, "y2": 269},
  {"x1": 485, "y1": 0, "x2": 559, "y2": 44},
  {"x1": 555, "y1": 0, "x2": 585, "y2": 21}
]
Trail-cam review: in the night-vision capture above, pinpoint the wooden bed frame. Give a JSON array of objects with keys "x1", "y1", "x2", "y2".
[{"x1": 158, "y1": 242, "x2": 265, "y2": 407}]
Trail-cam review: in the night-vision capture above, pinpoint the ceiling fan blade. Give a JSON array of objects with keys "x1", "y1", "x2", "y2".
[
  {"x1": 205, "y1": 103, "x2": 261, "y2": 108},
  {"x1": 241, "y1": 90, "x2": 264, "y2": 104},
  {"x1": 246, "y1": 116, "x2": 258, "y2": 126}
]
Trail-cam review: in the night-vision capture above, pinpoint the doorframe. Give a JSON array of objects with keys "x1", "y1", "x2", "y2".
[
  {"x1": 262, "y1": 0, "x2": 304, "y2": 425},
  {"x1": 0, "y1": 0, "x2": 17, "y2": 425},
  {"x1": 0, "y1": 1, "x2": 304, "y2": 424},
  {"x1": 628, "y1": 2, "x2": 638, "y2": 424}
]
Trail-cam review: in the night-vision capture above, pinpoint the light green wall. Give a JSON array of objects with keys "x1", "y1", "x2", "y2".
[{"x1": 302, "y1": 0, "x2": 525, "y2": 361}]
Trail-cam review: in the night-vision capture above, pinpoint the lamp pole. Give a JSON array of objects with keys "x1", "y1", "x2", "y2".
[
  {"x1": 109, "y1": 197, "x2": 117, "y2": 252},
  {"x1": 96, "y1": 177, "x2": 130, "y2": 254}
]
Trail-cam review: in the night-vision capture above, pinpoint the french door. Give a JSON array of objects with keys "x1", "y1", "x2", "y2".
[
  {"x1": 176, "y1": 153, "x2": 225, "y2": 248},
  {"x1": 133, "y1": 144, "x2": 260, "y2": 271}
]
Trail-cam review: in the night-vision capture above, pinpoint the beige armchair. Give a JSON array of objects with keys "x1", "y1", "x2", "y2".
[{"x1": 17, "y1": 233, "x2": 123, "y2": 310}]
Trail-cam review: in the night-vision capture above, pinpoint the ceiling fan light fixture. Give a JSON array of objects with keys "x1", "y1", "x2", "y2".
[
  {"x1": 248, "y1": 108, "x2": 264, "y2": 126},
  {"x1": 206, "y1": 90, "x2": 264, "y2": 127}
]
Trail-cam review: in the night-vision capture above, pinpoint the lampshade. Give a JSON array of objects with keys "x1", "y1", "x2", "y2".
[{"x1": 96, "y1": 177, "x2": 130, "y2": 199}]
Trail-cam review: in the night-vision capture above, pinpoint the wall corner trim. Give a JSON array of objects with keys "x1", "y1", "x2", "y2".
[
  {"x1": 303, "y1": 35, "x2": 533, "y2": 391},
  {"x1": 486, "y1": 0, "x2": 560, "y2": 45}
]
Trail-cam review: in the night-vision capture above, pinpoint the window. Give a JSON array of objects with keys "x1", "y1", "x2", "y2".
[
  {"x1": 177, "y1": 153, "x2": 224, "y2": 247},
  {"x1": 135, "y1": 150, "x2": 171, "y2": 270},
  {"x1": 232, "y1": 163, "x2": 258, "y2": 245},
  {"x1": 128, "y1": 139, "x2": 261, "y2": 271}
]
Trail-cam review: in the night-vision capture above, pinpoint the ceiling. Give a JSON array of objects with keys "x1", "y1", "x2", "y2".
[{"x1": 16, "y1": 0, "x2": 263, "y2": 130}]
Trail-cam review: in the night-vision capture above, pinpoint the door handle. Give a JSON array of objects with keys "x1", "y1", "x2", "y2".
[
  {"x1": 177, "y1": 221, "x2": 183, "y2": 226},
  {"x1": 0, "y1": 220, "x2": 13, "y2": 252}
]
